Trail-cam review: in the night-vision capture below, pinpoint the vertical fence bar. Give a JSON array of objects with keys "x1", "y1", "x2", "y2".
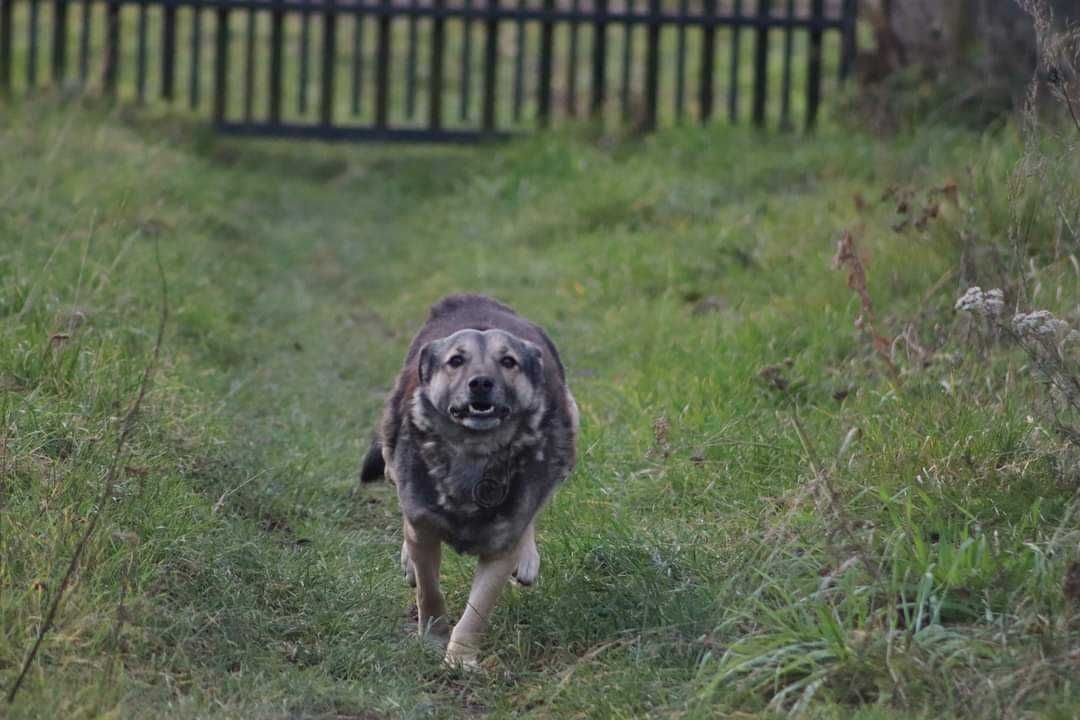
[
  {"x1": 214, "y1": 4, "x2": 230, "y2": 123},
  {"x1": 375, "y1": 0, "x2": 391, "y2": 128},
  {"x1": 778, "y1": 0, "x2": 793, "y2": 130},
  {"x1": 698, "y1": 0, "x2": 715, "y2": 122},
  {"x1": 727, "y1": 0, "x2": 740, "y2": 122},
  {"x1": 299, "y1": 7, "x2": 310, "y2": 113},
  {"x1": 52, "y1": 0, "x2": 68, "y2": 83},
  {"x1": 460, "y1": 0, "x2": 473, "y2": 120},
  {"x1": 0, "y1": 0, "x2": 12, "y2": 94},
  {"x1": 28, "y1": 0, "x2": 40, "y2": 87},
  {"x1": 805, "y1": 0, "x2": 822, "y2": 130},
  {"x1": 162, "y1": 3, "x2": 176, "y2": 99},
  {"x1": 78, "y1": 0, "x2": 91, "y2": 82},
  {"x1": 136, "y1": 3, "x2": 147, "y2": 101},
  {"x1": 839, "y1": 0, "x2": 856, "y2": 80},
  {"x1": 537, "y1": 0, "x2": 554, "y2": 125},
  {"x1": 482, "y1": 0, "x2": 498, "y2": 131},
  {"x1": 512, "y1": 0, "x2": 526, "y2": 121},
  {"x1": 566, "y1": 0, "x2": 580, "y2": 116},
  {"x1": 270, "y1": 3, "x2": 283, "y2": 121},
  {"x1": 350, "y1": 7, "x2": 363, "y2": 115},
  {"x1": 751, "y1": 0, "x2": 769, "y2": 128},
  {"x1": 643, "y1": 0, "x2": 659, "y2": 130},
  {"x1": 590, "y1": 0, "x2": 607, "y2": 118},
  {"x1": 619, "y1": 0, "x2": 633, "y2": 120},
  {"x1": 405, "y1": 0, "x2": 417, "y2": 118},
  {"x1": 430, "y1": 0, "x2": 445, "y2": 128},
  {"x1": 243, "y1": 7, "x2": 255, "y2": 119},
  {"x1": 105, "y1": 0, "x2": 119, "y2": 95},
  {"x1": 190, "y1": 6, "x2": 202, "y2": 108},
  {"x1": 320, "y1": 0, "x2": 336, "y2": 126},
  {"x1": 673, "y1": 0, "x2": 686, "y2": 121}
]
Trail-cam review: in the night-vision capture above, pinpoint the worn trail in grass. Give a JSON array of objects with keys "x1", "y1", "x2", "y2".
[{"x1": 2, "y1": 99, "x2": 1078, "y2": 719}]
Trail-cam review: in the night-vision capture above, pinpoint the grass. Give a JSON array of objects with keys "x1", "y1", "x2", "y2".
[{"x1": 1, "y1": 93, "x2": 1078, "y2": 719}]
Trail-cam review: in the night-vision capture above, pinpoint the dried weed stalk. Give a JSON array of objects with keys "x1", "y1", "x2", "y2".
[{"x1": 832, "y1": 230, "x2": 900, "y2": 380}]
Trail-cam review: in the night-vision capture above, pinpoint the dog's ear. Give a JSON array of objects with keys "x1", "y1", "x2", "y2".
[
  {"x1": 418, "y1": 341, "x2": 439, "y2": 385},
  {"x1": 521, "y1": 340, "x2": 544, "y2": 385}
]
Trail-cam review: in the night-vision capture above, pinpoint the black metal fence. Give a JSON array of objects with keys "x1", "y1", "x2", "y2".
[{"x1": 0, "y1": 0, "x2": 857, "y2": 141}]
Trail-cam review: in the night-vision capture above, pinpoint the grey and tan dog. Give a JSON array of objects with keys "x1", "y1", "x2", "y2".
[{"x1": 360, "y1": 294, "x2": 578, "y2": 668}]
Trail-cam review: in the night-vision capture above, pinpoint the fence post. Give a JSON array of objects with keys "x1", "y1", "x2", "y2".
[
  {"x1": 778, "y1": 0, "x2": 794, "y2": 130},
  {"x1": 805, "y1": 0, "x2": 823, "y2": 131},
  {"x1": 619, "y1": 4, "x2": 632, "y2": 120},
  {"x1": 643, "y1": 0, "x2": 660, "y2": 131},
  {"x1": 404, "y1": 0, "x2": 417, "y2": 117},
  {"x1": 430, "y1": 0, "x2": 445, "y2": 129},
  {"x1": 105, "y1": 0, "x2": 119, "y2": 95},
  {"x1": 52, "y1": 0, "x2": 68, "y2": 83},
  {"x1": 537, "y1": 0, "x2": 554, "y2": 126},
  {"x1": 751, "y1": 0, "x2": 769, "y2": 128},
  {"x1": 270, "y1": 3, "x2": 283, "y2": 122},
  {"x1": 566, "y1": 0, "x2": 580, "y2": 116},
  {"x1": 727, "y1": 0, "x2": 741, "y2": 122},
  {"x1": 375, "y1": 0, "x2": 391, "y2": 129},
  {"x1": 136, "y1": 4, "x2": 147, "y2": 101},
  {"x1": 0, "y1": 0, "x2": 12, "y2": 94},
  {"x1": 590, "y1": 0, "x2": 607, "y2": 118},
  {"x1": 699, "y1": 0, "x2": 715, "y2": 122},
  {"x1": 482, "y1": 0, "x2": 498, "y2": 132},
  {"x1": 190, "y1": 7, "x2": 202, "y2": 108},
  {"x1": 839, "y1": 0, "x2": 856, "y2": 80},
  {"x1": 243, "y1": 8, "x2": 255, "y2": 119},
  {"x1": 351, "y1": 8, "x2": 363, "y2": 115},
  {"x1": 163, "y1": 3, "x2": 177, "y2": 100},
  {"x1": 673, "y1": 0, "x2": 686, "y2": 121},
  {"x1": 321, "y1": 0, "x2": 337, "y2": 126},
  {"x1": 460, "y1": 0, "x2": 473, "y2": 119},
  {"x1": 214, "y1": 4, "x2": 230, "y2": 124}
]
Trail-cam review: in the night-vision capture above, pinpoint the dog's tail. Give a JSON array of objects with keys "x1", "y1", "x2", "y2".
[{"x1": 360, "y1": 438, "x2": 386, "y2": 483}]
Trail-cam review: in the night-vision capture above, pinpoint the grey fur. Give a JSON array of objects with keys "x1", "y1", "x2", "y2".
[{"x1": 365, "y1": 294, "x2": 578, "y2": 557}]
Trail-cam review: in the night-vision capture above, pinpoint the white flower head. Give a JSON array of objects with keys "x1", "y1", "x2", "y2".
[
  {"x1": 955, "y1": 287, "x2": 1004, "y2": 318},
  {"x1": 1011, "y1": 310, "x2": 1070, "y2": 338}
]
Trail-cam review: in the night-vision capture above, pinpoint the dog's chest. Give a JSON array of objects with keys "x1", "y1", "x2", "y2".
[{"x1": 419, "y1": 440, "x2": 531, "y2": 515}]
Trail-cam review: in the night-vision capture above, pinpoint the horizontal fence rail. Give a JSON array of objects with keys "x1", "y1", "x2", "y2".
[{"x1": 0, "y1": 0, "x2": 858, "y2": 141}]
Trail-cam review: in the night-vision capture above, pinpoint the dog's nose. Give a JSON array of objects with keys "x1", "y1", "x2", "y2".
[{"x1": 468, "y1": 375, "x2": 495, "y2": 393}]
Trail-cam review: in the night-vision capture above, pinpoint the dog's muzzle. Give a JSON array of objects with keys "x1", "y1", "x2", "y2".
[{"x1": 448, "y1": 401, "x2": 510, "y2": 430}]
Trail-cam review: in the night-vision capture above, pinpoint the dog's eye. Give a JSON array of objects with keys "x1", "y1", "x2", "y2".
[
  {"x1": 500, "y1": 356, "x2": 518, "y2": 369},
  {"x1": 447, "y1": 355, "x2": 465, "y2": 368}
]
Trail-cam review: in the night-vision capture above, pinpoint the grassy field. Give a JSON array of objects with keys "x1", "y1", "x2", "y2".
[{"x1": 1, "y1": 93, "x2": 1078, "y2": 719}]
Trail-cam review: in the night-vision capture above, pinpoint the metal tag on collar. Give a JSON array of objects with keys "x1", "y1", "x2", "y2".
[{"x1": 473, "y1": 477, "x2": 509, "y2": 508}]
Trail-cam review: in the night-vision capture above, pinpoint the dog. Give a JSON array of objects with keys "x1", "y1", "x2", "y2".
[{"x1": 360, "y1": 294, "x2": 578, "y2": 668}]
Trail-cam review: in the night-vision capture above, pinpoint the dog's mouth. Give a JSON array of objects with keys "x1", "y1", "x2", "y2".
[{"x1": 449, "y1": 402, "x2": 508, "y2": 430}]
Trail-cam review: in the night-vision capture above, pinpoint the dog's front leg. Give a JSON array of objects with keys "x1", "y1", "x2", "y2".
[
  {"x1": 444, "y1": 552, "x2": 517, "y2": 670},
  {"x1": 404, "y1": 518, "x2": 450, "y2": 646}
]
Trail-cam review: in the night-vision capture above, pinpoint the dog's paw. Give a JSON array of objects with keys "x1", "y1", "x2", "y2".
[
  {"x1": 419, "y1": 616, "x2": 451, "y2": 649},
  {"x1": 444, "y1": 633, "x2": 483, "y2": 672},
  {"x1": 512, "y1": 544, "x2": 540, "y2": 587}
]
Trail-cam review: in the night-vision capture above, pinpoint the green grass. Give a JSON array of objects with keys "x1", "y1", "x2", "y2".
[{"x1": 1, "y1": 94, "x2": 1078, "y2": 719}]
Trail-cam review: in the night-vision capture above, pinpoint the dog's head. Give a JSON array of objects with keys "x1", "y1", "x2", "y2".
[{"x1": 418, "y1": 329, "x2": 544, "y2": 431}]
